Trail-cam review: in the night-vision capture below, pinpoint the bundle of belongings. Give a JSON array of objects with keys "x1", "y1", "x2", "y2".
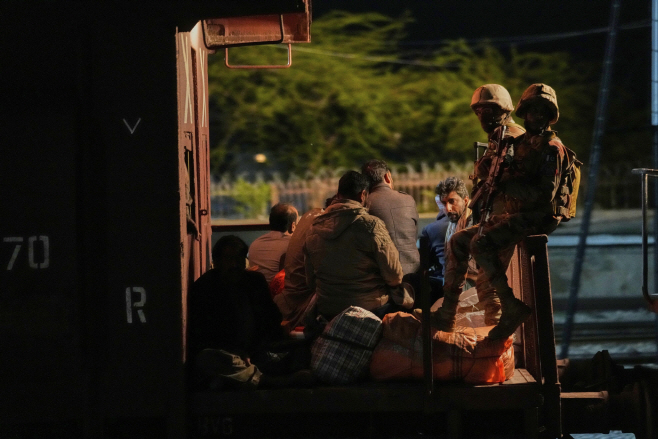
[
  {"x1": 310, "y1": 306, "x2": 382, "y2": 384},
  {"x1": 193, "y1": 349, "x2": 263, "y2": 391},
  {"x1": 369, "y1": 288, "x2": 515, "y2": 384},
  {"x1": 309, "y1": 290, "x2": 516, "y2": 385}
]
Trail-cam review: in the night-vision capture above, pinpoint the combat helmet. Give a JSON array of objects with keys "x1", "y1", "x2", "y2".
[
  {"x1": 515, "y1": 83, "x2": 559, "y2": 124},
  {"x1": 470, "y1": 84, "x2": 514, "y2": 112}
]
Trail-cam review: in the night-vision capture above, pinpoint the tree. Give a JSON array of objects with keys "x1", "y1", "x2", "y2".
[{"x1": 207, "y1": 11, "x2": 601, "y2": 177}]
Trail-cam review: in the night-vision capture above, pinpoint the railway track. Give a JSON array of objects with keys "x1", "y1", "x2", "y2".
[{"x1": 552, "y1": 297, "x2": 658, "y2": 363}]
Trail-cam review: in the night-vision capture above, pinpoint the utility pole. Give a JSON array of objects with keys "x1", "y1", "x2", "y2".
[{"x1": 560, "y1": 0, "x2": 621, "y2": 359}]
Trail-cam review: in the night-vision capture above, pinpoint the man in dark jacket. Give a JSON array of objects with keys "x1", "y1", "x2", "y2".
[
  {"x1": 361, "y1": 159, "x2": 420, "y2": 276},
  {"x1": 187, "y1": 235, "x2": 283, "y2": 363},
  {"x1": 304, "y1": 171, "x2": 413, "y2": 319}
]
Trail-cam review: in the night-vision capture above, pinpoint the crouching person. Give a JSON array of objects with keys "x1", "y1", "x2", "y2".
[
  {"x1": 187, "y1": 235, "x2": 312, "y2": 390},
  {"x1": 303, "y1": 171, "x2": 414, "y2": 322}
]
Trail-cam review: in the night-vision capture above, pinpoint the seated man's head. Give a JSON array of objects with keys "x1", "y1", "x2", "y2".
[
  {"x1": 325, "y1": 194, "x2": 338, "y2": 208},
  {"x1": 470, "y1": 84, "x2": 514, "y2": 135},
  {"x1": 361, "y1": 159, "x2": 393, "y2": 189},
  {"x1": 212, "y1": 235, "x2": 249, "y2": 281},
  {"x1": 337, "y1": 170, "x2": 370, "y2": 206},
  {"x1": 435, "y1": 177, "x2": 469, "y2": 223},
  {"x1": 269, "y1": 203, "x2": 299, "y2": 235}
]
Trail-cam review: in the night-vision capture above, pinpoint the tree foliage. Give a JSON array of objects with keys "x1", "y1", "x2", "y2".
[
  {"x1": 232, "y1": 178, "x2": 271, "y2": 218},
  {"x1": 207, "y1": 11, "x2": 602, "y2": 177}
]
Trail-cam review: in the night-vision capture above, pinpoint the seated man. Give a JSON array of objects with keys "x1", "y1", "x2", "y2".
[
  {"x1": 248, "y1": 203, "x2": 298, "y2": 284},
  {"x1": 187, "y1": 235, "x2": 283, "y2": 365},
  {"x1": 435, "y1": 177, "x2": 478, "y2": 292},
  {"x1": 418, "y1": 189, "x2": 450, "y2": 303},
  {"x1": 304, "y1": 171, "x2": 413, "y2": 320},
  {"x1": 274, "y1": 197, "x2": 337, "y2": 328},
  {"x1": 361, "y1": 159, "x2": 420, "y2": 276}
]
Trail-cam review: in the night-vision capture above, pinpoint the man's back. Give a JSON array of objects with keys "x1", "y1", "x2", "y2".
[
  {"x1": 248, "y1": 231, "x2": 291, "y2": 284},
  {"x1": 304, "y1": 199, "x2": 403, "y2": 319},
  {"x1": 274, "y1": 208, "x2": 323, "y2": 322},
  {"x1": 366, "y1": 182, "x2": 420, "y2": 275},
  {"x1": 187, "y1": 269, "x2": 282, "y2": 360}
]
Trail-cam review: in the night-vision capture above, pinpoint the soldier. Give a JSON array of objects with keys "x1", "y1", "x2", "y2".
[
  {"x1": 433, "y1": 83, "x2": 567, "y2": 339},
  {"x1": 468, "y1": 85, "x2": 527, "y2": 325},
  {"x1": 470, "y1": 84, "x2": 526, "y2": 217}
]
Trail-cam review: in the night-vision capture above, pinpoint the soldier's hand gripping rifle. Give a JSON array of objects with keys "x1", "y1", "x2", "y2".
[{"x1": 468, "y1": 125, "x2": 511, "y2": 235}]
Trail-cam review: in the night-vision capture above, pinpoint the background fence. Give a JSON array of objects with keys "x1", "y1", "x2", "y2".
[{"x1": 210, "y1": 161, "x2": 644, "y2": 222}]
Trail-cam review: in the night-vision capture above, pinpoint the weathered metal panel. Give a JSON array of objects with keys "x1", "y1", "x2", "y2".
[
  {"x1": 177, "y1": 24, "x2": 213, "y2": 366},
  {"x1": 191, "y1": 24, "x2": 213, "y2": 276},
  {"x1": 88, "y1": 13, "x2": 185, "y2": 437},
  {"x1": 203, "y1": 2, "x2": 311, "y2": 48},
  {"x1": 0, "y1": 3, "x2": 87, "y2": 427}
]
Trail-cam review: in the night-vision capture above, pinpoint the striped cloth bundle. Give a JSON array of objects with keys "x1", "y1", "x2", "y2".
[{"x1": 310, "y1": 306, "x2": 383, "y2": 384}]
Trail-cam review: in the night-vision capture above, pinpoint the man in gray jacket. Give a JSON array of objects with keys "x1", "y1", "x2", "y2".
[
  {"x1": 361, "y1": 160, "x2": 420, "y2": 276},
  {"x1": 304, "y1": 171, "x2": 414, "y2": 319}
]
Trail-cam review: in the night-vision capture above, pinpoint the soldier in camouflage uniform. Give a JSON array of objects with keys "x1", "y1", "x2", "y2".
[
  {"x1": 434, "y1": 83, "x2": 567, "y2": 339},
  {"x1": 471, "y1": 84, "x2": 525, "y2": 140},
  {"x1": 467, "y1": 85, "x2": 526, "y2": 326},
  {"x1": 470, "y1": 84, "x2": 526, "y2": 217}
]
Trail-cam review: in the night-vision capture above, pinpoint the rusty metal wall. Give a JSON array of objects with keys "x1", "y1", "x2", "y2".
[
  {"x1": 0, "y1": 3, "x2": 87, "y2": 432},
  {"x1": 507, "y1": 237, "x2": 561, "y2": 438}
]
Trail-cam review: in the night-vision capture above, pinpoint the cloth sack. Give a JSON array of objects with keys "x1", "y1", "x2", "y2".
[
  {"x1": 370, "y1": 312, "x2": 514, "y2": 384},
  {"x1": 310, "y1": 306, "x2": 382, "y2": 384},
  {"x1": 193, "y1": 349, "x2": 262, "y2": 391}
]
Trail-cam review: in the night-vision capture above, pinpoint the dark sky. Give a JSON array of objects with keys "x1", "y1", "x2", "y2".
[
  {"x1": 313, "y1": 0, "x2": 650, "y2": 51},
  {"x1": 314, "y1": 0, "x2": 653, "y2": 125}
]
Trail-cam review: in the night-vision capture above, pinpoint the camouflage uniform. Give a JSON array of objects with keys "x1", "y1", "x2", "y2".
[
  {"x1": 437, "y1": 84, "x2": 566, "y2": 338},
  {"x1": 461, "y1": 85, "x2": 526, "y2": 325},
  {"x1": 469, "y1": 120, "x2": 527, "y2": 325}
]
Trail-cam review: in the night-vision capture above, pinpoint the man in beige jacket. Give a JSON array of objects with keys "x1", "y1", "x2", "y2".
[{"x1": 304, "y1": 171, "x2": 414, "y2": 319}]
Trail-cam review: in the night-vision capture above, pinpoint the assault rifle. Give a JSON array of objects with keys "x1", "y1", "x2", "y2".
[
  {"x1": 469, "y1": 141, "x2": 489, "y2": 189},
  {"x1": 468, "y1": 125, "x2": 512, "y2": 235}
]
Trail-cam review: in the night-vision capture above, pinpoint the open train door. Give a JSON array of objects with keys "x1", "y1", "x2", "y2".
[
  {"x1": 176, "y1": 2, "x2": 311, "y2": 360},
  {"x1": 177, "y1": 25, "x2": 212, "y2": 307},
  {"x1": 176, "y1": 3, "x2": 311, "y2": 288},
  {"x1": 176, "y1": 6, "x2": 311, "y2": 286}
]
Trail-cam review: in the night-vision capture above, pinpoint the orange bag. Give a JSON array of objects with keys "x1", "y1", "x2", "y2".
[
  {"x1": 370, "y1": 312, "x2": 514, "y2": 384},
  {"x1": 268, "y1": 269, "x2": 285, "y2": 297}
]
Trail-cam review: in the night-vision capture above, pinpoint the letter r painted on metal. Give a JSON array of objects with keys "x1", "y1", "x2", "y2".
[{"x1": 125, "y1": 287, "x2": 147, "y2": 323}]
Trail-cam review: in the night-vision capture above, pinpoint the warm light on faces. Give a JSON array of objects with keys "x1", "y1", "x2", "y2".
[
  {"x1": 440, "y1": 191, "x2": 469, "y2": 223},
  {"x1": 473, "y1": 104, "x2": 506, "y2": 134},
  {"x1": 524, "y1": 102, "x2": 552, "y2": 133}
]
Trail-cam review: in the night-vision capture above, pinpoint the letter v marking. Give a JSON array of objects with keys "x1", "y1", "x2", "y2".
[{"x1": 123, "y1": 118, "x2": 141, "y2": 134}]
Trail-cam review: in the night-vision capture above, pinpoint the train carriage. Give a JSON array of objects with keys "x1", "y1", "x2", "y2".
[{"x1": 1, "y1": 2, "x2": 656, "y2": 438}]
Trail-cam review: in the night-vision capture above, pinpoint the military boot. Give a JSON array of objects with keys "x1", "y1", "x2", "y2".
[
  {"x1": 487, "y1": 289, "x2": 532, "y2": 340},
  {"x1": 429, "y1": 294, "x2": 458, "y2": 332},
  {"x1": 483, "y1": 300, "x2": 502, "y2": 326},
  {"x1": 476, "y1": 283, "x2": 502, "y2": 326}
]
